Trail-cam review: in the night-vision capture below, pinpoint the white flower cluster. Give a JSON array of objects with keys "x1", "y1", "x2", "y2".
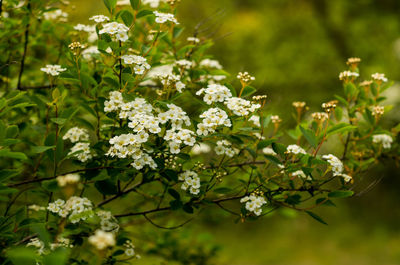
[
  {"x1": 48, "y1": 197, "x2": 93, "y2": 223},
  {"x1": 97, "y1": 210, "x2": 119, "y2": 233},
  {"x1": 191, "y1": 143, "x2": 211, "y2": 155},
  {"x1": 322, "y1": 154, "x2": 352, "y2": 183},
  {"x1": 89, "y1": 15, "x2": 110, "y2": 23},
  {"x1": 286, "y1": 144, "x2": 307, "y2": 155},
  {"x1": 82, "y1": 46, "x2": 100, "y2": 60},
  {"x1": 371, "y1": 73, "x2": 388, "y2": 82},
  {"x1": 240, "y1": 194, "x2": 267, "y2": 216},
  {"x1": 339, "y1": 71, "x2": 359, "y2": 80},
  {"x1": 215, "y1": 140, "x2": 238, "y2": 157},
  {"x1": 43, "y1": 9, "x2": 68, "y2": 22},
  {"x1": 179, "y1": 170, "x2": 201, "y2": 195},
  {"x1": 68, "y1": 142, "x2": 93, "y2": 162},
  {"x1": 199, "y1": 74, "x2": 227, "y2": 85},
  {"x1": 291, "y1": 170, "x2": 311, "y2": 181},
  {"x1": 27, "y1": 238, "x2": 45, "y2": 254},
  {"x1": 57, "y1": 173, "x2": 80, "y2": 187},
  {"x1": 200, "y1": 59, "x2": 223, "y2": 69},
  {"x1": 187, "y1": 37, "x2": 201, "y2": 44},
  {"x1": 28, "y1": 204, "x2": 46, "y2": 211},
  {"x1": 197, "y1": 108, "x2": 231, "y2": 136},
  {"x1": 154, "y1": 11, "x2": 179, "y2": 24},
  {"x1": 196, "y1": 84, "x2": 232, "y2": 104},
  {"x1": 121, "y1": 55, "x2": 151, "y2": 75},
  {"x1": 74, "y1": 23, "x2": 95, "y2": 32},
  {"x1": 63, "y1": 127, "x2": 89, "y2": 143},
  {"x1": 99, "y1": 22, "x2": 129, "y2": 42},
  {"x1": 225, "y1": 97, "x2": 261, "y2": 116},
  {"x1": 372, "y1": 134, "x2": 393, "y2": 149},
  {"x1": 249, "y1": 115, "x2": 261, "y2": 127},
  {"x1": 175, "y1": 59, "x2": 194, "y2": 69},
  {"x1": 262, "y1": 147, "x2": 276, "y2": 156},
  {"x1": 88, "y1": 230, "x2": 116, "y2": 250},
  {"x1": 157, "y1": 73, "x2": 186, "y2": 92},
  {"x1": 27, "y1": 237, "x2": 73, "y2": 255},
  {"x1": 40, "y1": 64, "x2": 66, "y2": 76}
]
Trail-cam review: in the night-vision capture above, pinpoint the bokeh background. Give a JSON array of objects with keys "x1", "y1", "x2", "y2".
[{"x1": 69, "y1": 0, "x2": 400, "y2": 264}]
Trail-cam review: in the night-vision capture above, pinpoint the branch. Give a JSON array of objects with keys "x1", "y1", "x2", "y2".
[
  {"x1": 97, "y1": 180, "x2": 144, "y2": 207},
  {"x1": 17, "y1": 0, "x2": 31, "y2": 90},
  {"x1": 143, "y1": 213, "x2": 194, "y2": 230}
]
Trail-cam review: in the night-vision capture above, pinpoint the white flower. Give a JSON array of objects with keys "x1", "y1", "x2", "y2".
[
  {"x1": 99, "y1": 22, "x2": 129, "y2": 42},
  {"x1": 88, "y1": 230, "x2": 115, "y2": 250},
  {"x1": 240, "y1": 194, "x2": 267, "y2": 216},
  {"x1": 214, "y1": 140, "x2": 238, "y2": 157},
  {"x1": 249, "y1": 115, "x2": 261, "y2": 127},
  {"x1": 74, "y1": 24, "x2": 95, "y2": 33},
  {"x1": 43, "y1": 9, "x2": 68, "y2": 22},
  {"x1": 175, "y1": 59, "x2": 194, "y2": 69},
  {"x1": 89, "y1": 15, "x2": 110, "y2": 23},
  {"x1": 154, "y1": 11, "x2": 179, "y2": 24},
  {"x1": 286, "y1": 144, "x2": 306, "y2": 155},
  {"x1": 322, "y1": 154, "x2": 343, "y2": 176},
  {"x1": 338, "y1": 173, "x2": 352, "y2": 183},
  {"x1": 291, "y1": 170, "x2": 311, "y2": 180},
  {"x1": 196, "y1": 84, "x2": 232, "y2": 105},
  {"x1": 197, "y1": 108, "x2": 231, "y2": 136},
  {"x1": 121, "y1": 55, "x2": 151, "y2": 74},
  {"x1": 187, "y1": 37, "x2": 200, "y2": 43},
  {"x1": 372, "y1": 134, "x2": 393, "y2": 149},
  {"x1": 191, "y1": 143, "x2": 211, "y2": 155},
  {"x1": 40, "y1": 64, "x2": 66, "y2": 76},
  {"x1": 57, "y1": 174, "x2": 80, "y2": 187},
  {"x1": 199, "y1": 59, "x2": 222, "y2": 69},
  {"x1": 82, "y1": 46, "x2": 100, "y2": 60},
  {"x1": 63, "y1": 127, "x2": 89, "y2": 143},
  {"x1": 225, "y1": 97, "x2": 261, "y2": 116},
  {"x1": 262, "y1": 147, "x2": 276, "y2": 156},
  {"x1": 371, "y1": 73, "x2": 388, "y2": 82},
  {"x1": 339, "y1": 71, "x2": 359, "y2": 80},
  {"x1": 68, "y1": 142, "x2": 93, "y2": 162},
  {"x1": 179, "y1": 170, "x2": 201, "y2": 195}
]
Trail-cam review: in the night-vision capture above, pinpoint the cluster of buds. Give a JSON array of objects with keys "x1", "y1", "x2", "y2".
[
  {"x1": 322, "y1": 100, "x2": 338, "y2": 114},
  {"x1": 163, "y1": 154, "x2": 182, "y2": 169},
  {"x1": 372, "y1": 105, "x2": 384, "y2": 119},
  {"x1": 346, "y1": 57, "x2": 361, "y2": 70},
  {"x1": 68, "y1": 42, "x2": 86, "y2": 56},
  {"x1": 311, "y1": 112, "x2": 329, "y2": 122},
  {"x1": 371, "y1": 73, "x2": 388, "y2": 84},
  {"x1": 237, "y1": 72, "x2": 255, "y2": 85},
  {"x1": 339, "y1": 70, "x2": 359, "y2": 82},
  {"x1": 252, "y1": 95, "x2": 267, "y2": 108},
  {"x1": 193, "y1": 161, "x2": 206, "y2": 171},
  {"x1": 213, "y1": 169, "x2": 228, "y2": 182},
  {"x1": 271, "y1": 115, "x2": 282, "y2": 124},
  {"x1": 292, "y1": 101, "x2": 308, "y2": 122}
]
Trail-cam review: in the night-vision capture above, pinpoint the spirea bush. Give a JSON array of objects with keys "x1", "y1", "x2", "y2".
[{"x1": 0, "y1": 0, "x2": 399, "y2": 264}]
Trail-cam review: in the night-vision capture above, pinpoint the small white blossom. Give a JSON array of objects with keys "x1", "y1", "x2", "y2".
[
  {"x1": 322, "y1": 154, "x2": 344, "y2": 176},
  {"x1": 154, "y1": 11, "x2": 179, "y2": 24},
  {"x1": 40, "y1": 64, "x2": 66, "y2": 76},
  {"x1": 371, "y1": 73, "x2": 388, "y2": 82},
  {"x1": 372, "y1": 134, "x2": 393, "y2": 149},
  {"x1": 240, "y1": 194, "x2": 267, "y2": 216},
  {"x1": 179, "y1": 170, "x2": 201, "y2": 195},
  {"x1": 57, "y1": 174, "x2": 80, "y2": 187},
  {"x1": 88, "y1": 230, "x2": 116, "y2": 250},
  {"x1": 199, "y1": 59, "x2": 222, "y2": 69},
  {"x1": 89, "y1": 15, "x2": 110, "y2": 23},
  {"x1": 286, "y1": 144, "x2": 306, "y2": 155}
]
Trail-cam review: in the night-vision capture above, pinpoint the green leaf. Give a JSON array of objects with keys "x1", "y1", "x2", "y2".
[
  {"x1": 299, "y1": 125, "x2": 318, "y2": 148},
  {"x1": 95, "y1": 179, "x2": 118, "y2": 195},
  {"x1": 213, "y1": 187, "x2": 232, "y2": 194},
  {"x1": 130, "y1": 0, "x2": 140, "y2": 10},
  {"x1": 168, "y1": 188, "x2": 181, "y2": 200},
  {"x1": 240, "y1": 86, "x2": 257, "y2": 97},
  {"x1": 32, "y1": 145, "x2": 55, "y2": 153},
  {"x1": 0, "y1": 169, "x2": 20, "y2": 182},
  {"x1": 326, "y1": 123, "x2": 357, "y2": 136},
  {"x1": 257, "y1": 139, "x2": 276, "y2": 150},
  {"x1": 6, "y1": 125, "x2": 19, "y2": 138},
  {"x1": 328, "y1": 190, "x2": 354, "y2": 198},
  {"x1": 103, "y1": 0, "x2": 117, "y2": 13},
  {"x1": 271, "y1": 142, "x2": 286, "y2": 156},
  {"x1": 121, "y1": 10, "x2": 134, "y2": 26},
  {"x1": 306, "y1": 211, "x2": 327, "y2": 225},
  {"x1": 6, "y1": 247, "x2": 38, "y2": 265},
  {"x1": 50, "y1": 118, "x2": 67, "y2": 125},
  {"x1": 0, "y1": 149, "x2": 28, "y2": 160},
  {"x1": 43, "y1": 248, "x2": 70, "y2": 265},
  {"x1": 136, "y1": 9, "x2": 153, "y2": 19}
]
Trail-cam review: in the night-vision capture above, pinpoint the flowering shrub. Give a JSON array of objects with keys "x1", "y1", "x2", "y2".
[{"x1": 0, "y1": 0, "x2": 399, "y2": 264}]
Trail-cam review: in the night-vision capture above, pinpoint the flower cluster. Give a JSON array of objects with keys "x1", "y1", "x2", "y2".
[
  {"x1": 57, "y1": 173, "x2": 80, "y2": 187},
  {"x1": 40, "y1": 64, "x2": 66, "y2": 76},
  {"x1": 191, "y1": 143, "x2": 211, "y2": 155},
  {"x1": 179, "y1": 170, "x2": 201, "y2": 195},
  {"x1": 99, "y1": 22, "x2": 129, "y2": 42},
  {"x1": 339, "y1": 71, "x2": 359, "y2": 81},
  {"x1": 89, "y1": 15, "x2": 110, "y2": 23},
  {"x1": 286, "y1": 144, "x2": 307, "y2": 155},
  {"x1": 225, "y1": 97, "x2": 261, "y2": 116},
  {"x1": 27, "y1": 237, "x2": 73, "y2": 255},
  {"x1": 249, "y1": 115, "x2": 261, "y2": 127},
  {"x1": 121, "y1": 55, "x2": 151, "y2": 75},
  {"x1": 197, "y1": 108, "x2": 231, "y2": 136},
  {"x1": 240, "y1": 194, "x2": 267, "y2": 216},
  {"x1": 88, "y1": 230, "x2": 116, "y2": 250},
  {"x1": 322, "y1": 154, "x2": 352, "y2": 183},
  {"x1": 215, "y1": 140, "x2": 238, "y2": 157},
  {"x1": 199, "y1": 59, "x2": 223, "y2": 69},
  {"x1": 43, "y1": 9, "x2": 68, "y2": 22},
  {"x1": 157, "y1": 73, "x2": 186, "y2": 92},
  {"x1": 48, "y1": 197, "x2": 93, "y2": 223},
  {"x1": 68, "y1": 142, "x2": 93, "y2": 162},
  {"x1": 372, "y1": 134, "x2": 393, "y2": 149},
  {"x1": 291, "y1": 170, "x2": 311, "y2": 181},
  {"x1": 74, "y1": 24, "x2": 95, "y2": 33},
  {"x1": 82, "y1": 46, "x2": 100, "y2": 60},
  {"x1": 97, "y1": 210, "x2": 119, "y2": 233},
  {"x1": 196, "y1": 84, "x2": 232, "y2": 104},
  {"x1": 154, "y1": 11, "x2": 179, "y2": 24},
  {"x1": 371, "y1": 73, "x2": 388, "y2": 83},
  {"x1": 63, "y1": 127, "x2": 89, "y2": 143}
]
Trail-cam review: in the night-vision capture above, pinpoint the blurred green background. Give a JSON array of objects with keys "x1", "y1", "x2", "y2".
[{"x1": 69, "y1": 0, "x2": 400, "y2": 264}]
